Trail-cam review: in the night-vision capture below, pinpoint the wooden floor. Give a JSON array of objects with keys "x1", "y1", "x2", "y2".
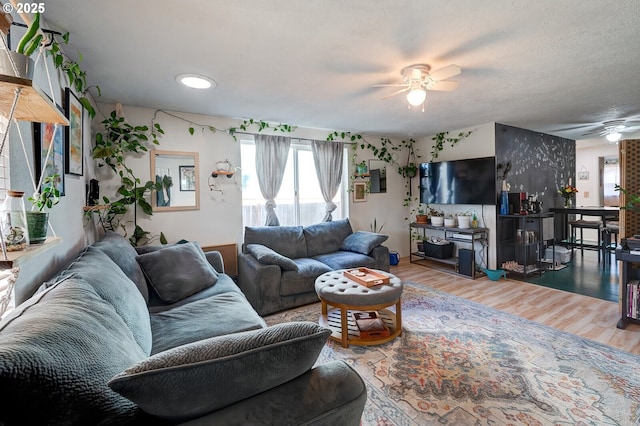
[{"x1": 392, "y1": 258, "x2": 640, "y2": 356}]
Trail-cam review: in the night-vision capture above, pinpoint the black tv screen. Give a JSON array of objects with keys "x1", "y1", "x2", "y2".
[{"x1": 419, "y1": 157, "x2": 496, "y2": 205}]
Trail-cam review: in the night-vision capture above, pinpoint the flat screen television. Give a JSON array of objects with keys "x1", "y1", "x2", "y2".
[{"x1": 419, "y1": 157, "x2": 496, "y2": 205}]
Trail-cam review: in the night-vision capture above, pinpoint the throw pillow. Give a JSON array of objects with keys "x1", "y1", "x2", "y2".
[
  {"x1": 108, "y1": 321, "x2": 330, "y2": 421},
  {"x1": 245, "y1": 243, "x2": 298, "y2": 271},
  {"x1": 340, "y1": 231, "x2": 389, "y2": 255},
  {"x1": 136, "y1": 242, "x2": 218, "y2": 304}
]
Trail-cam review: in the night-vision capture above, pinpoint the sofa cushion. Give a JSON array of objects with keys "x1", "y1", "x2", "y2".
[
  {"x1": 93, "y1": 230, "x2": 150, "y2": 302},
  {"x1": 148, "y1": 273, "x2": 242, "y2": 313},
  {"x1": 136, "y1": 242, "x2": 218, "y2": 304},
  {"x1": 150, "y1": 292, "x2": 267, "y2": 354},
  {"x1": 313, "y1": 251, "x2": 378, "y2": 270},
  {"x1": 108, "y1": 322, "x2": 330, "y2": 422},
  {"x1": 50, "y1": 246, "x2": 152, "y2": 355},
  {"x1": 280, "y1": 258, "x2": 332, "y2": 296},
  {"x1": 340, "y1": 231, "x2": 389, "y2": 255},
  {"x1": 245, "y1": 243, "x2": 298, "y2": 271},
  {"x1": 244, "y1": 225, "x2": 307, "y2": 259},
  {"x1": 0, "y1": 276, "x2": 148, "y2": 425},
  {"x1": 304, "y1": 218, "x2": 353, "y2": 257}
]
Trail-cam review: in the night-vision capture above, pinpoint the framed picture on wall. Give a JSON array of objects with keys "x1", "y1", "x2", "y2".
[
  {"x1": 353, "y1": 182, "x2": 367, "y2": 202},
  {"x1": 179, "y1": 165, "x2": 196, "y2": 191},
  {"x1": 33, "y1": 121, "x2": 65, "y2": 196},
  {"x1": 64, "y1": 88, "x2": 84, "y2": 176}
]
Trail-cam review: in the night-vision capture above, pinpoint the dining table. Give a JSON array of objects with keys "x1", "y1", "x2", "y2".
[{"x1": 549, "y1": 206, "x2": 620, "y2": 242}]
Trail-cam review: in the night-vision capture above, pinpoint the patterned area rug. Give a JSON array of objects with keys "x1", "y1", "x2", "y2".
[{"x1": 265, "y1": 282, "x2": 640, "y2": 425}]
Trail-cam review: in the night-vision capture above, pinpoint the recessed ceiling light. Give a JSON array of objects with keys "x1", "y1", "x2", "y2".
[{"x1": 176, "y1": 74, "x2": 216, "y2": 90}]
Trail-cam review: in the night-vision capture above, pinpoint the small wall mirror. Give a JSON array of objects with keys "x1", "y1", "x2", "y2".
[
  {"x1": 151, "y1": 149, "x2": 200, "y2": 211},
  {"x1": 369, "y1": 160, "x2": 387, "y2": 193}
]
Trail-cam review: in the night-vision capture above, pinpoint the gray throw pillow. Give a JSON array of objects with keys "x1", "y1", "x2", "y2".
[
  {"x1": 245, "y1": 243, "x2": 298, "y2": 271},
  {"x1": 108, "y1": 322, "x2": 331, "y2": 421},
  {"x1": 136, "y1": 242, "x2": 218, "y2": 304},
  {"x1": 340, "y1": 231, "x2": 389, "y2": 255}
]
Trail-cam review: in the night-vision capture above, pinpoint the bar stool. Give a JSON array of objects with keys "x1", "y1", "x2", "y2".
[
  {"x1": 568, "y1": 219, "x2": 603, "y2": 262},
  {"x1": 602, "y1": 221, "x2": 619, "y2": 264}
]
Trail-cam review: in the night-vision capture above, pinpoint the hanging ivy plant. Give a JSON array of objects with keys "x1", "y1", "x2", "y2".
[{"x1": 430, "y1": 131, "x2": 472, "y2": 161}]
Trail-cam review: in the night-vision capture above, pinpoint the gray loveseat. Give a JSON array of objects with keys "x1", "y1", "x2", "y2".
[
  {"x1": 238, "y1": 218, "x2": 390, "y2": 316},
  {"x1": 0, "y1": 231, "x2": 366, "y2": 425}
]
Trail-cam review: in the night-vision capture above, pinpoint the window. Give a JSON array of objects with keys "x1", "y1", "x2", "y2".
[{"x1": 241, "y1": 139, "x2": 347, "y2": 227}]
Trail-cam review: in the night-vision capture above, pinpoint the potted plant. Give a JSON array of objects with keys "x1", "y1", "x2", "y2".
[
  {"x1": 0, "y1": 12, "x2": 41, "y2": 79},
  {"x1": 26, "y1": 174, "x2": 60, "y2": 244},
  {"x1": 457, "y1": 211, "x2": 472, "y2": 229},
  {"x1": 356, "y1": 160, "x2": 368, "y2": 175},
  {"x1": 415, "y1": 205, "x2": 428, "y2": 224},
  {"x1": 430, "y1": 208, "x2": 444, "y2": 227},
  {"x1": 444, "y1": 214, "x2": 456, "y2": 228}
]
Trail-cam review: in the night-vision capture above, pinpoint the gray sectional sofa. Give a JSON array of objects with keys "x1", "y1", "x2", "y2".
[
  {"x1": 0, "y1": 231, "x2": 366, "y2": 425},
  {"x1": 238, "y1": 218, "x2": 390, "y2": 316}
]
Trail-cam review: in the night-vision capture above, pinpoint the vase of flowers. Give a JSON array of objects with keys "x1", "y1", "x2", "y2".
[{"x1": 558, "y1": 184, "x2": 578, "y2": 208}]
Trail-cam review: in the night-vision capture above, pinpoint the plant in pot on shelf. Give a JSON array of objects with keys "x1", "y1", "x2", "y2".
[
  {"x1": 0, "y1": 12, "x2": 41, "y2": 79},
  {"x1": 457, "y1": 211, "x2": 472, "y2": 229},
  {"x1": 430, "y1": 208, "x2": 444, "y2": 227},
  {"x1": 444, "y1": 214, "x2": 456, "y2": 228},
  {"x1": 356, "y1": 160, "x2": 368, "y2": 175},
  {"x1": 26, "y1": 174, "x2": 60, "y2": 244},
  {"x1": 415, "y1": 205, "x2": 428, "y2": 224}
]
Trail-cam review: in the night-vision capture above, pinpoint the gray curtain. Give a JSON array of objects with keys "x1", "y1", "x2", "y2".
[
  {"x1": 255, "y1": 135, "x2": 291, "y2": 226},
  {"x1": 311, "y1": 140, "x2": 344, "y2": 222}
]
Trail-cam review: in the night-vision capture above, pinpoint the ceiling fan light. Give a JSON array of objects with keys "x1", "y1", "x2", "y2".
[
  {"x1": 406, "y1": 89, "x2": 426, "y2": 106},
  {"x1": 606, "y1": 132, "x2": 621, "y2": 142}
]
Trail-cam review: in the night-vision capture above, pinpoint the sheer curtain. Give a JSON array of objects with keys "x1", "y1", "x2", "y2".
[
  {"x1": 255, "y1": 135, "x2": 291, "y2": 226},
  {"x1": 311, "y1": 140, "x2": 344, "y2": 222}
]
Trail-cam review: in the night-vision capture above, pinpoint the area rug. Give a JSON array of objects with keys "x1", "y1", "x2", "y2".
[{"x1": 265, "y1": 282, "x2": 640, "y2": 425}]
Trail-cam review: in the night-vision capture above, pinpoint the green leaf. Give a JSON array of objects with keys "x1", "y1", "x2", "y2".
[{"x1": 188, "y1": 126, "x2": 195, "y2": 135}]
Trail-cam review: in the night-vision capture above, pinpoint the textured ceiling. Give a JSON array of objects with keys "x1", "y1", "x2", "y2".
[{"x1": 35, "y1": 0, "x2": 640, "y2": 140}]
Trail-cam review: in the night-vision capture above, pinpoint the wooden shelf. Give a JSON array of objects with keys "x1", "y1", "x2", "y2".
[
  {"x1": 0, "y1": 237, "x2": 62, "y2": 269},
  {"x1": 0, "y1": 74, "x2": 69, "y2": 125},
  {"x1": 83, "y1": 205, "x2": 111, "y2": 212}
]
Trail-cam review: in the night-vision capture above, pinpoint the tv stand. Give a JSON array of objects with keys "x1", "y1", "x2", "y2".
[{"x1": 409, "y1": 223, "x2": 489, "y2": 279}]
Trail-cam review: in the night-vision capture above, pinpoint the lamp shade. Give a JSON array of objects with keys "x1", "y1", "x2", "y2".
[{"x1": 406, "y1": 89, "x2": 426, "y2": 107}]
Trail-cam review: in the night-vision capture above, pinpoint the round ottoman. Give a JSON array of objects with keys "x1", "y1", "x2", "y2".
[{"x1": 314, "y1": 269, "x2": 403, "y2": 347}]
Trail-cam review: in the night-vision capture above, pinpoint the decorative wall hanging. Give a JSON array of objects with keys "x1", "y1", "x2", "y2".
[
  {"x1": 353, "y1": 182, "x2": 367, "y2": 203},
  {"x1": 64, "y1": 88, "x2": 84, "y2": 176},
  {"x1": 578, "y1": 165, "x2": 589, "y2": 180},
  {"x1": 33, "y1": 121, "x2": 65, "y2": 196}
]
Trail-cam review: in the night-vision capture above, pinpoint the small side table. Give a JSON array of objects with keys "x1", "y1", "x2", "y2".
[{"x1": 314, "y1": 269, "x2": 403, "y2": 348}]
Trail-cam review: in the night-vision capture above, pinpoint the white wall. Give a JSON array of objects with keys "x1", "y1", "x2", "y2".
[{"x1": 95, "y1": 104, "x2": 410, "y2": 257}]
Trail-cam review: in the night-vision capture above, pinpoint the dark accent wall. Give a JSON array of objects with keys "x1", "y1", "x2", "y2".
[{"x1": 495, "y1": 123, "x2": 575, "y2": 212}]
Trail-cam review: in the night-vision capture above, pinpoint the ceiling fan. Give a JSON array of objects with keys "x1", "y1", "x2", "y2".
[
  {"x1": 582, "y1": 119, "x2": 640, "y2": 142},
  {"x1": 374, "y1": 64, "x2": 461, "y2": 111}
]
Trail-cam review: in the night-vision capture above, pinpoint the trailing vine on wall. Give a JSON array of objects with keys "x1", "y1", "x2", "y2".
[{"x1": 430, "y1": 131, "x2": 472, "y2": 161}]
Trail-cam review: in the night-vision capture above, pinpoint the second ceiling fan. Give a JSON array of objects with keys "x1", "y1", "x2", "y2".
[{"x1": 374, "y1": 64, "x2": 461, "y2": 111}]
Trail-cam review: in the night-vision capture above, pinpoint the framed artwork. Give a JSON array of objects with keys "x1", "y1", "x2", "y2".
[
  {"x1": 578, "y1": 171, "x2": 589, "y2": 180},
  {"x1": 179, "y1": 165, "x2": 196, "y2": 191},
  {"x1": 65, "y1": 87, "x2": 84, "y2": 176},
  {"x1": 33, "y1": 121, "x2": 65, "y2": 196},
  {"x1": 353, "y1": 182, "x2": 367, "y2": 202}
]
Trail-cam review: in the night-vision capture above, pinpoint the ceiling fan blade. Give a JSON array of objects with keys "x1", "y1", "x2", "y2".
[
  {"x1": 581, "y1": 129, "x2": 605, "y2": 136},
  {"x1": 381, "y1": 87, "x2": 409, "y2": 100},
  {"x1": 373, "y1": 83, "x2": 407, "y2": 87},
  {"x1": 621, "y1": 125, "x2": 640, "y2": 133},
  {"x1": 429, "y1": 81, "x2": 459, "y2": 91},
  {"x1": 429, "y1": 64, "x2": 461, "y2": 81}
]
